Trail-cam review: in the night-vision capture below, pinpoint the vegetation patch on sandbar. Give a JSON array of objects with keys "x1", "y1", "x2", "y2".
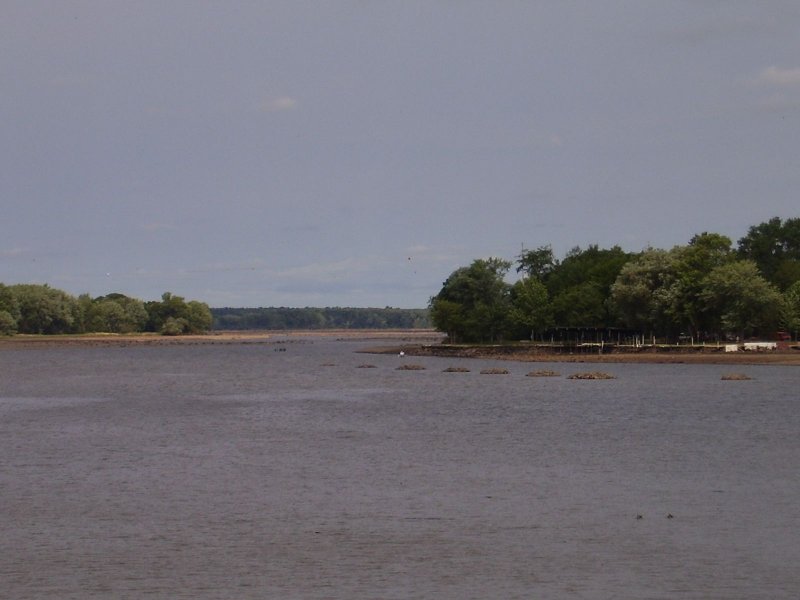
[
  {"x1": 568, "y1": 371, "x2": 616, "y2": 380},
  {"x1": 527, "y1": 369, "x2": 560, "y2": 377}
]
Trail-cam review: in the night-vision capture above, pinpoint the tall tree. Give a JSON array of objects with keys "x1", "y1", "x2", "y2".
[
  {"x1": 429, "y1": 258, "x2": 512, "y2": 342},
  {"x1": 10, "y1": 284, "x2": 79, "y2": 334},
  {"x1": 516, "y1": 245, "x2": 556, "y2": 280},
  {"x1": 738, "y1": 217, "x2": 800, "y2": 290},
  {"x1": 670, "y1": 232, "x2": 734, "y2": 337},
  {"x1": 781, "y1": 280, "x2": 800, "y2": 339},
  {"x1": 544, "y1": 245, "x2": 632, "y2": 327},
  {"x1": 0, "y1": 284, "x2": 20, "y2": 335},
  {"x1": 610, "y1": 249, "x2": 680, "y2": 337},
  {"x1": 699, "y1": 260, "x2": 785, "y2": 339},
  {"x1": 509, "y1": 277, "x2": 552, "y2": 339}
]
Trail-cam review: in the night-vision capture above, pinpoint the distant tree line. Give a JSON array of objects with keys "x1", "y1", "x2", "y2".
[
  {"x1": 0, "y1": 286, "x2": 213, "y2": 336},
  {"x1": 211, "y1": 307, "x2": 430, "y2": 330},
  {"x1": 430, "y1": 217, "x2": 800, "y2": 343}
]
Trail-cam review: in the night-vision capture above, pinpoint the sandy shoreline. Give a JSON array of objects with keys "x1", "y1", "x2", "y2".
[
  {"x1": 0, "y1": 329, "x2": 443, "y2": 349},
  {"x1": 368, "y1": 342, "x2": 800, "y2": 366},
  {"x1": 2, "y1": 330, "x2": 798, "y2": 365}
]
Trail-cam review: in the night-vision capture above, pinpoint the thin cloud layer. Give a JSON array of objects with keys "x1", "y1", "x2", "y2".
[
  {"x1": 259, "y1": 96, "x2": 297, "y2": 112},
  {"x1": 755, "y1": 66, "x2": 800, "y2": 86}
]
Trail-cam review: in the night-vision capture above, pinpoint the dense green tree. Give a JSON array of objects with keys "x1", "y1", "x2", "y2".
[
  {"x1": 699, "y1": 261, "x2": 785, "y2": 339},
  {"x1": 610, "y1": 248, "x2": 680, "y2": 337},
  {"x1": 543, "y1": 245, "x2": 632, "y2": 327},
  {"x1": 0, "y1": 284, "x2": 20, "y2": 335},
  {"x1": 508, "y1": 277, "x2": 552, "y2": 339},
  {"x1": 9, "y1": 284, "x2": 79, "y2": 334},
  {"x1": 550, "y1": 281, "x2": 609, "y2": 328},
  {"x1": 429, "y1": 258, "x2": 512, "y2": 342},
  {"x1": 516, "y1": 245, "x2": 556, "y2": 280},
  {"x1": 145, "y1": 292, "x2": 213, "y2": 334},
  {"x1": 80, "y1": 294, "x2": 148, "y2": 333},
  {"x1": 737, "y1": 217, "x2": 800, "y2": 289},
  {"x1": 781, "y1": 280, "x2": 800, "y2": 339},
  {"x1": 670, "y1": 232, "x2": 734, "y2": 337},
  {"x1": 428, "y1": 299, "x2": 464, "y2": 341},
  {"x1": 161, "y1": 316, "x2": 190, "y2": 336},
  {"x1": 0, "y1": 311, "x2": 16, "y2": 335},
  {"x1": 184, "y1": 300, "x2": 213, "y2": 333}
]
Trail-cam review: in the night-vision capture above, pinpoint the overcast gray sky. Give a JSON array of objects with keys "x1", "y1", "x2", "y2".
[{"x1": 2, "y1": 1, "x2": 799, "y2": 308}]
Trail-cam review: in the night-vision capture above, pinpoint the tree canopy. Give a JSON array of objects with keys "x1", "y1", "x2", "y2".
[
  {"x1": 430, "y1": 217, "x2": 800, "y2": 343},
  {"x1": 0, "y1": 285, "x2": 213, "y2": 336},
  {"x1": 429, "y1": 258, "x2": 513, "y2": 343}
]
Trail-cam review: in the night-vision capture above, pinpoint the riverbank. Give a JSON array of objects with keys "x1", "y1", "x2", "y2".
[
  {"x1": 3, "y1": 332, "x2": 798, "y2": 365},
  {"x1": 365, "y1": 342, "x2": 800, "y2": 366},
  {"x1": 0, "y1": 329, "x2": 443, "y2": 349}
]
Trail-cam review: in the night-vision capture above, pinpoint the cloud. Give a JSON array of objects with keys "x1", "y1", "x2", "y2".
[
  {"x1": 755, "y1": 66, "x2": 800, "y2": 86},
  {"x1": 258, "y1": 96, "x2": 297, "y2": 112},
  {"x1": 1, "y1": 247, "x2": 29, "y2": 258}
]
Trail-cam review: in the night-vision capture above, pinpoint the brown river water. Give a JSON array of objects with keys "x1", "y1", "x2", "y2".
[{"x1": 1, "y1": 336, "x2": 798, "y2": 599}]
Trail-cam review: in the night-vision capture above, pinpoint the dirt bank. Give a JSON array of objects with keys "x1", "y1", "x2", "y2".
[
  {"x1": 0, "y1": 330, "x2": 443, "y2": 349},
  {"x1": 365, "y1": 343, "x2": 800, "y2": 366}
]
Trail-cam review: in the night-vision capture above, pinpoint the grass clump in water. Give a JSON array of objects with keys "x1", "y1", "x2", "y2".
[
  {"x1": 721, "y1": 373, "x2": 752, "y2": 380},
  {"x1": 526, "y1": 369, "x2": 560, "y2": 377},
  {"x1": 567, "y1": 371, "x2": 616, "y2": 380}
]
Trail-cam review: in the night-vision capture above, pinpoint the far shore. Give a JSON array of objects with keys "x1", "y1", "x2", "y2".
[
  {"x1": 2, "y1": 330, "x2": 798, "y2": 365},
  {"x1": 0, "y1": 329, "x2": 444, "y2": 348}
]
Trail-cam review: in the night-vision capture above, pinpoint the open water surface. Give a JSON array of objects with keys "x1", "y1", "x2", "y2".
[{"x1": 1, "y1": 337, "x2": 798, "y2": 599}]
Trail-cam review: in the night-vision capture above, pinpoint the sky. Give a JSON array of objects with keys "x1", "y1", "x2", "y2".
[{"x1": 2, "y1": 1, "x2": 799, "y2": 308}]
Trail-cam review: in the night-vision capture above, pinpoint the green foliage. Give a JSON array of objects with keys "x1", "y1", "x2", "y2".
[
  {"x1": 434, "y1": 222, "x2": 796, "y2": 342},
  {"x1": 509, "y1": 277, "x2": 552, "y2": 338},
  {"x1": 81, "y1": 293, "x2": 148, "y2": 334},
  {"x1": 610, "y1": 249, "x2": 679, "y2": 335},
  {"x1": 430, "y1": 258, "x2": 512, "y2": 342},
  {"x1": 0, "y1": 310, "x2": 17, "y2": 335},
  {"x1": 0, "y1": 284, "x2": 211, "y2": 336},
  {"x1": 9, "y1": 284, "x2": 80, "y2": 334},
  {"x1": 783, "y1": 281, "x2": 800, "y2": 336},
  {"x1": 0, "y1": 284, "x2": 20, "y2": 334},
  {"x1": 542, "y1": 245, "x2": 632, "y2": 327},
  {"x1": 738, "y1": 216, "x2": 800, "y2": 290},
  {"x1": 699, "y1": 261, "x2": 785, "y2": 338},
  {"x1": 161, "y1": 317, "x2": 190, "y2": 336},
  {"x1": 145, "y1": 292, "x2": 213, "y2": 334},
  {"x1": 669, "y1": 233, "x2": 734, "y2": 337},
  {"x1": 516, "y1": 245, "x2": 556, "y2": 280}
]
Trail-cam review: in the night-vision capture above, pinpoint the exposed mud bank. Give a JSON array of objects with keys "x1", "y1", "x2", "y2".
[{"x1": 365, "y1": 342, "x2": 800, "y2": 366}]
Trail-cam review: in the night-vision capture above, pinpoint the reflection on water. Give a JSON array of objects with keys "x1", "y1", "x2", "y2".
[{"x1": 1, "y1": 338, "x2": 798, "y2": 598}]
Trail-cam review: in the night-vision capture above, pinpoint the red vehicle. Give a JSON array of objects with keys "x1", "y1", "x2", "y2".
[{"x1": 776, "y1": 331, "x2": 791, "y2": 341}]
